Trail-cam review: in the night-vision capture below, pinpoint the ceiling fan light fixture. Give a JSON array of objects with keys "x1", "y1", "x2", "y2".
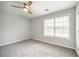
[
  {"x1": 11, "y1": 1, "x2": 32, "y2": 14},
  {"x1": 25, "y1": 6, "x2": 29, "y2": 8},
  {"x1": 23, "y1": 8, "x2": 28, "y2": 12}
]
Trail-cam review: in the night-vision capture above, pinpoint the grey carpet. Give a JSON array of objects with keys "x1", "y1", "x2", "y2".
[{"x1": 0, "y1": 39, "x2": 77, "y2": 57}]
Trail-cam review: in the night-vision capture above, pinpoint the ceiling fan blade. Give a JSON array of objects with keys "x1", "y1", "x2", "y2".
[
  {"x1": 28, "y1": 10, "x2": 32, "y2": 14},
  {"x1": 11, "y1": 5, "x2": 23, "y2": 8},
  {"x1": 28, "y1": 1, "x2": 32, "y2": 6},
  {"x1": 23, "y1": 2, "x2": 27, "y2": 6}
]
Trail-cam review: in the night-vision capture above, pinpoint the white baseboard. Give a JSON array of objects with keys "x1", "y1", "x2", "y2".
[
  {"x1": 32, "y1": 38, "x2": 75, "y2": 50},
  {"x1": 0, "y1": 38, "x2": 30, "y2": 47},
  {"x1": 76, "y1": 49, "x2": 79, "y2": 56}
]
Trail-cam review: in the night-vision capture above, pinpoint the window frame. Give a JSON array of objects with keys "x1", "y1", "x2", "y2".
[{"x1": 43, "y1": 14, "x2": 71, "y2": 40}]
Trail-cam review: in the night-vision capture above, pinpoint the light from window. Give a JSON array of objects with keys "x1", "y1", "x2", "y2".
[
  {"x1": 44, "y1": 15, "x2": 70, "y2": 39},
  {"x1": 44, "y1": 18, "x2": 54, "y2": 36},
  {"x1": 55, "y1": 16, "x2": 69, "y2": 38}
]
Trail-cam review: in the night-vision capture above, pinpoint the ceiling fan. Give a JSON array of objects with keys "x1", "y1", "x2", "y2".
[{"x1": 11, "y1": 1, "x2": 32, "y2": 14}]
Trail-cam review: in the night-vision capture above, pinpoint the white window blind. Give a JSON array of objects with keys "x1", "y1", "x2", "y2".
[
  {"x1": 44, "y1": 18, "x2": 54, "y2": 36},
  {"x1": 44, "y1": 15, "x2": 70, "y2": 39},
  {"x1": 55, "y1": 16, "x2": 69, "y2": 38}
]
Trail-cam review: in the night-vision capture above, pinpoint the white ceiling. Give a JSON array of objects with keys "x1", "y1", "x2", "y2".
[
  {"x1": 1, "y1": 1, "x2": 77, "y2": 19},
  {"x1": 25, "y1": 1, "x2": 77, "y2": 19}
]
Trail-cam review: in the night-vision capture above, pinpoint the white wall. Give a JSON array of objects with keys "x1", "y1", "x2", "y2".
[
  {"x1": 76, "y1": 3, "x2": 79, "y2": 56},
  {"x1": 31, "y1": 7, "x2": 76, "y2": 49},
  {"x1": 0, "y1": 2, "x2": 31, "y2": 46}
]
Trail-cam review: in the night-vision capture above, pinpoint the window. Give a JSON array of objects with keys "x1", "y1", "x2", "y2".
[
  {"x1": 44, "y1": 18, "x2": 54, "y2": 36},
  {"x1": 44, "y1": 15, "x2": 70, "y2": 39},
  {"x1": 55, "y1": 16, "x2": 69, "y2": 38}
]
